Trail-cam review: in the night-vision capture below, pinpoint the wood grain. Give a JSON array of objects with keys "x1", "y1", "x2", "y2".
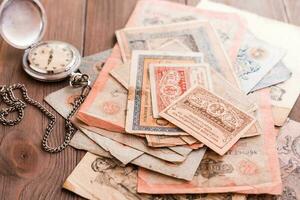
[
  {"x1": 0, "y1": 0, "x2": 299, "y2": 199},
  {"x1": 0, "y1": 0, "x2": 86, "y2": 199}
]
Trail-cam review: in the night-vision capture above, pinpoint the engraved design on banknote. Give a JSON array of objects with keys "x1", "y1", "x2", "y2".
[
  {"x1": 236, "y1": 47, "x2": 262, "y2": 80},
  {"x1": 91, "y1": 158, "x2": 140, "y2": 199},
  {"x1": 177, "y1": 88, "x2": 249, "y2": 142},
  {"x1": 101, "y1": 101, "x2": 121, "y2": 115},
  {"x1": 132, "y1": 55, "x2": 202, "y2": 132},
  {"x1": 125, "y1": 27, "x2": 224, "y2": 74},
  {"x1": 197, "y1": 158, "x2": 234, "y2": 178},
  {"x1": 142, "y1": 16, "x2": 198, "y2": 26},
  {"x1": 157, "y1": 68, "x2": 189, "y2": 111},
  {"x1": 270, "y1": 86, "x2": 286, "y2": 101},
  {"x1": 291, "y1": 136, "x2": 300, "y2": 159},
  {"x1": 238, "y1": 160, "x2": 259, "y2": 175}
]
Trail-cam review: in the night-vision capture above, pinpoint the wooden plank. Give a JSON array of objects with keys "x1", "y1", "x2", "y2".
[
  {"x1": 84, "y1": 0, "x2": 186, "y2": 56},
  {"x1": 283, "y1": 0, "x2": 300, "y2": 26},
  {"x1": 204, "y1": 0, "x2": 288, "y2": 21},
  {"x1": 0, "y1": 0, "x2": 86, "y2": 199}
]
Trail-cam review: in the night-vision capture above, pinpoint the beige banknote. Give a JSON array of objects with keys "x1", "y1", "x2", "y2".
[
  {"x1": 70, "y1": 131, "x2": 112, "y2": 159},
  {"x1": 197, "y1": 0, "x2": 300, "y2": 126},
  {"x1": 160, "y1": 85, "x2": 256, "y2": 155},
  {"x1": 181, "y1": 135, "x2": 199, "y2": 145},
  {"x1": 73, "y1": 118, "x2": 187, "y2": 163},
  {"x1": 138, "y1": 89, "x2": 282, "y2": 195},
  {"x1": 71, "y1": 126, "x2": 206, "y2": 181},
  {"x1": 116, "y1": 20, "x2": 239, "y2": 87},
  {"x1": 126, "y1": 50, "x2": 204, "y2": 136},
  {"x1": 76, "y1": 0, "x2": 246, "y2": 131},
  {"x1": 145, "y1": 135, "x2": 187, "y2": 147},
  {"x1": 64, "y1": 153, "x2": 246, "y2": 200},
  {"x1": 110, "y1": 62, "x2": 131, "y2": 90}
]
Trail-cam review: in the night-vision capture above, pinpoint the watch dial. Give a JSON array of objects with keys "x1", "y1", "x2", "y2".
[{"x1": 28, "y1": 42, "x2": 74, "y2": 74}]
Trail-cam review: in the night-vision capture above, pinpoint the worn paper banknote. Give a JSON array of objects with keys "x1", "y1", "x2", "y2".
[
  {"x1": 76, "y1": 0, "x2": 246, "y2": 131},
  {"x1": 138, "y1": 89, "x2": 282, "y2": 194},
  {"x1": 235, "y1": 32, "x2": 286, "y2": 93},
  {"x1": 145, "y1": 135, "x2": 187, "y2": 147},
  {"x1": 149, "y1": 64, "x2": 212, "y2": 118},
  {"x1": 78, "y1": 49, "x2": 112, "y2": 83},
  {"x1": 197, "y1": 0, "x2": 300, "y2": 126},
  {"x1": 149, "y1": 63, "x2": 261, "y2": 139},
  {"x1": 44, "y1": 50, "x2": 111, "y2": 118},
  {"x1": 73, "y1": 119, "x2": 187, "y2": 163},
  {"x1": 126, "y1": 50, "x2": 204, "y2": 136},
  {"x1": 160, "y1": 85, "x2": 255, "y2": 155},
  {"x1": 64, "y1": 153, "x2": 246, "y2": 200},
  {"x1": 72, "y1": 125, "x2": 206, "y2": 181},
  {"x1": 251, "y1": 61, "x2": 291, "y2": 92},
  {"x1": 247, "y1": 119, "x2": 300, "y2": 200},
  {"x1": 116, "y1": 20, "x2": 239, "y2": 87},
  {"x1": 109, "y1": 62, "x2": 131, "y2": 90}
]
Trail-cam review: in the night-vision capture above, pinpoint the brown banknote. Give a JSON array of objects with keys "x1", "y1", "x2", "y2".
[
  {"x1": 160, "y1": 85, "x2": 255, "y2": 155},
  {"x1": 64, "y1": 152, "x2": 246, "y2": 200},
  {"x1": 138, "y1": 90, "x2": 282, "y2": 195},
  {"x1": 126, "y1": 50, "x2": 204, "y2": 136}
]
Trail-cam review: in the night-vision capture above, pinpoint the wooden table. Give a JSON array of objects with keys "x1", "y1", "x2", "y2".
[{"x1": 0, "y1": 0, "x2": 299, "y2": 199}]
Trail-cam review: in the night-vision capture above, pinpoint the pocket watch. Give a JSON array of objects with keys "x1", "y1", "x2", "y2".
[{"x1": 0, "y1": 0, "x2": 81, "y2": 81}]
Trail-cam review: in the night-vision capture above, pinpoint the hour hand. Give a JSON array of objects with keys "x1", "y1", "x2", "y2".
[{"x1": 47, "y1": 49, "x2": 54, "y2": 65}]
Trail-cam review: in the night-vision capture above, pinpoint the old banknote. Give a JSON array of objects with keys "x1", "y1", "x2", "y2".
[
  {"x1": 235, "y1": 32, "x2": 286, "y2": 93},
  {"x1": 64, "y1": 153, "x2": 246, "y2": 200},
  {"x1": 72, "y1": 126, "x2": 206, "y2": 181},
  {"x1": 78, "y1": 49, "x2": 112, "y2": 83},
  {"x1": 251, "y1": 61, "x2": 291, "y2": 92},
  {"x1": 116, "y1": 20, "x2": 239, "y2": 87},
  {"x1": 76, "y1": 0, "x2": 246, "y2": 131},
  {"x1": 160, "y1": 85, "x2": 255, "y2": 155},
  {"x1": 149, "y1": 63, "x2": 261, "y2": 139},
  {"x1": 247, "y1": 119, "x2": 300, "y2": 200},
  {"x1": 149, "y1": 63, "x2": 212, "y2": 118},
  {"x1": 138, "y1": 90, "x2": 282, "y2": 195},
  {"x1": 275, "y1": 119, "x2": 300, "y2": 199},
  {"x1": 73, "y1": 118, "x2": 187, "y2": 163},
  {"x1": 109, "y1": 62, "x2": 131, "y2": 90},
  {"x1": 45, "y1": 50, "x2": 111, "y2": 118},
  {"x1": 197, "y1": 0, "x2": 300, "y2": 126},
  {"x1": 126, "y1": 50, "x2": 204, "y2": 136},
  {"x1": 70, "y1": 131, "x2": 112, "y2": 159},
  {"x1": 145, "y1": 135, "x2": 187, "y2": 147}
]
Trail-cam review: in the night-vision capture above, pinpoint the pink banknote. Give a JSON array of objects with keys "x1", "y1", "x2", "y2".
[{"x1": 137, "y1": 89, "x2": 282, "y2": 195}]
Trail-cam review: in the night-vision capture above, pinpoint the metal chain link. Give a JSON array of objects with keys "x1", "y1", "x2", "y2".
[{"x1": 0, "y1": 74, "x2": 91, "y2": 153}]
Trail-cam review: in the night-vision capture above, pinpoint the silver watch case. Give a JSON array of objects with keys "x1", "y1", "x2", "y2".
[{"x1": 0, "y1": 0, "x2": 81, "y2": 82}]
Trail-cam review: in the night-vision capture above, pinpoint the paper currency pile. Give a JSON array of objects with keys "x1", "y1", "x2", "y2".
[{"x1": 45, "y1": 0, "x2": 300, "y2": 199}]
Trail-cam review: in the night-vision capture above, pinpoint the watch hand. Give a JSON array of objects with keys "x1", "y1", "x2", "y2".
[{"x1": 47, "y1": 49, "x2": 54, "y2": 65}]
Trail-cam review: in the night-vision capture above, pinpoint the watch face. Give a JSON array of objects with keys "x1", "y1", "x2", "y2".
[{"x1": 28, "y1": 42, "x2": 74, "y2": 74}]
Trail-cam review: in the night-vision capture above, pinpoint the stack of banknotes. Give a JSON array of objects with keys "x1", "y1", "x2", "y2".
[{"x1": 45, "y1": 0, "x2": 300, "y2": 199}]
